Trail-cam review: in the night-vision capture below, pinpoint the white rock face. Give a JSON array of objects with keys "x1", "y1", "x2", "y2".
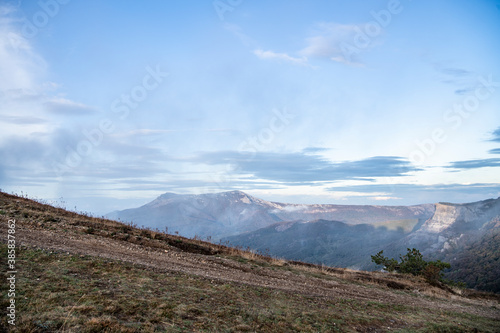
[
  {"x1": 240, "y1": 196, "x2": 251, "y2": 204},
  {"x1": 420, "y1": 198, "x2": 500, "y2": 234},
  {"x1": 422, "y1": 204, "x2": 459, "y2": 233}
]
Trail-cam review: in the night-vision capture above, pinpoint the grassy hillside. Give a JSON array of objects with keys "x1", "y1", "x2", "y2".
[{"x1": 1, "y1": 192, "x2": 499, "y2": 332}]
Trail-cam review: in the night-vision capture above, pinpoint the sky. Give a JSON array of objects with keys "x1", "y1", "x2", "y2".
[{"x1": 1, "y1": 0, "x2": 500, "y2": 215}]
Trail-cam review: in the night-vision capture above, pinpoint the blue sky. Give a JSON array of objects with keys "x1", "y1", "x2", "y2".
[{"x1": 1, "y1": 0, "x2": 500, "y2": 214}]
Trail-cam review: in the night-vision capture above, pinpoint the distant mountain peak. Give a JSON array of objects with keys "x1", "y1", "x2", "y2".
[
  {"x1": 157, "y1": 192, "x2": 179, "y2": 200},
  {"x1": 218, "y1": 190, "x2": 251, "y2": 198},
  {"x1": 225, "y1": 190, "x2": 247, "y2": 195},
  {"x1": 199, "y1": 190, "x2": 258, "y2": 204}
]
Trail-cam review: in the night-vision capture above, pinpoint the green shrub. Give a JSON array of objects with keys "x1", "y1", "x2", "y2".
[{"x1": 371, "y1": 248, "x2": 451, "y2": 285}]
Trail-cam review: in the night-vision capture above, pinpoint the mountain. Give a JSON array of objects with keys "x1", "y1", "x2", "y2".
[
  {"x1": 224, "y1": 197, "x2": 500, "y2": 292},
  {"x1": 223, "y1": 219, "x2": 409, "y2": 270},
  {"x1": 403, "y1": 198, "x2": 500, "y2": 292},
  {"x1": 107, "y1": 190, "x2": 435, "y2": 240},
  {"x1": 107, "y1": 191, "x2": 283, "y2": 239},
  {"x1": 403, "y1": 198, "x2": 500, "y2": 254}
]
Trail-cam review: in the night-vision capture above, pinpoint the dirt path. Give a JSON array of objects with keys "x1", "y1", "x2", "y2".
[{"x1": 2, "y1": 222, "x2": 498, "y2": 320}]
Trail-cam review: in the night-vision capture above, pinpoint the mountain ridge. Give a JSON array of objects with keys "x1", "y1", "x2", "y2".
[{"x1": 107, "y1": 190, "x2": 436, "y2": 239}]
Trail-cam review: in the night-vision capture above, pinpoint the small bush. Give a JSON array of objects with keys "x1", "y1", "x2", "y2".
[
  {"x1": 422, "y1": 264, "x2": 441, "y2": 285},
  {"x1": 371, "y1": 248, "x2": 451, "y2": 286},
  {"x1": 398, "y1": 248, "x2": 427, "y2": 275}
]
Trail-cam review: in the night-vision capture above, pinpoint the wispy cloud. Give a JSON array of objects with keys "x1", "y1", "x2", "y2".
[
  {"x1": 0, "y1": 128, "x2": 171, "y2": 187},
  {"x1": 487, "y1": 127, "x2": 500, "y2": 154},
  {"x1": 189, "y1": 150, "x2": 419, "y2": 183},
  {"x1": 447, "y1": 158, "x2": 500, "y2": 170},
  {"x1": 302, "y1": 147, "x2": 331, "y2": 154},
  {"x1": 328, "y1": 183, "x2": 499, "y2": 193},
  {"x1": 454, "y1": 88, "x2": 475, "y2": 95},
  {"x1": 0, "y1": 4, "x2": 93, "y2": 142},
  {"x1": 490, "y1": 127, "x2": 500, "y2": 143},
  {"x1": 439, "y1": 68, "x2": 471, "y2": 77},
  {"x1": 443, "y1": 127, "x2": 500, "y2": 168},
  {"x1": 0, "y1": 115, "x2": 46, "y2": 124},
  {"x1": 0, "y1": 5, "x2": 46, "y2": 91},
  {"x1": 113, "y1": 128, "x2": 237, "y2": 138},
  {"x1": 327, "y1": 183, "x2": 500, "y2": 203},
  {"x1": 431, "y1": 62, "x2": 476, "y2": 96},
  {"x1": 112, "y1": 129, "x2": 175, "y2": 137},
  {"x1": 300, "y1": 23, "x2": 370, "y2": 66},
  {"x1": 43, "y1": 98, "x2": 96, "y2": 116},
  {"x1": 253, "y1": 49, "x2": 309, "y2": 66}
]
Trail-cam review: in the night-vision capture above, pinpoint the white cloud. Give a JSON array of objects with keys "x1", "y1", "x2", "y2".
[
  {"x1": 113, "y1": 128, "x2": 236, "y2": 138},
  {"x1": 253, "y1": 21, "x2": 383, "y2": 67},
  {"x1": 43, "y1": 97, "x2": 96, "y2": 115},
  {"x1": 0, "y1": 5, "x2": 46, "y2": 91},
  {"x1": 113, "y1": 129, "x2": 176, "y2": 138},
  {"x1": 0, "y1": 5, "x2": 49, "y2": 139},
  {"x1": 0, "y1": 115, "x2": 46, "y2": 124},
  {"x1": 0, "y1": 5, "x2": 95, "y2": 137},
  {"x1": 370, "y1": 196, "x2": 402, "y2": 201},
  {"x1": 0, "y1": 3, "x2": 100, "y2": 190},
  {"x1": 253, "y1": 49, "x2": 309, "y2": 66},
  {"x1": 329, "y1": 191, "x2": 390, "y2": 200},
  {"x1": 300, "y1": 23, "x2": 375, "y2": 66}
]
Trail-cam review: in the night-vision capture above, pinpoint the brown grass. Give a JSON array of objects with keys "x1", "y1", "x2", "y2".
[{"x1": 1, "y1": 191, "x2": 499, "y2": 332}]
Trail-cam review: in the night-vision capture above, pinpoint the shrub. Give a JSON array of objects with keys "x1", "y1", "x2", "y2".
[
  {"x1": 422, "y1": 264, "x2": 442, "y2": 285},
  {"x1": 371, "y1": 248, "x2": 451, "y2": 285},
  {"x1": 398, "y1": 248, "x2": 427, "y2": 276},
  {"x1": 371, "y1": 251, "x2": 399, "y2": 272}
]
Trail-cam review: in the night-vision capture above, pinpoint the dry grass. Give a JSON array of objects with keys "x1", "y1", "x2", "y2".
[
  {"x1": 1, "y1": 191, "x2": 499, "y2": 332},
  {"x1": 2, "y1": 243, "x2": 499, "y2": 332}
]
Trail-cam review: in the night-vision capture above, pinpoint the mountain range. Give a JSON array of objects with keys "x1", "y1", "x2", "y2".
[
  {"x1": 107, "y1": 190, "x2": 435, "y2": 239},
  {"x1": 107, "y1": 191, "x2": 500, "y2": 292}
]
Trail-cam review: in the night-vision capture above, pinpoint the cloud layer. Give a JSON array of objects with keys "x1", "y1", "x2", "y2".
[{"x1": 190, "y1": 150, "x2": 419, "y2": 183}]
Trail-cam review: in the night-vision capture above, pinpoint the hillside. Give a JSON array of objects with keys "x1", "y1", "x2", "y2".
[
  {"x1": 1, "y1": 191, "x2": 500, "y2": 332},
  {"x1": 439, "y1": 218, "x2": 500, "y2": 292},
  {"x1": 223, "y1": 219, "x2": 408, "y2": 270}
]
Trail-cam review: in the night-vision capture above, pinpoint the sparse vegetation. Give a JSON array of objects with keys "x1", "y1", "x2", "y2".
[
  {"x1": 371, "y1": 248, "x2": 452, "y2": 286},
  {"x1": 1, "y1": 191, "x2": 499, "y2": 332},
  {"x1": 2, "y1": 243, "x2": 499, "y2": 332}
]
